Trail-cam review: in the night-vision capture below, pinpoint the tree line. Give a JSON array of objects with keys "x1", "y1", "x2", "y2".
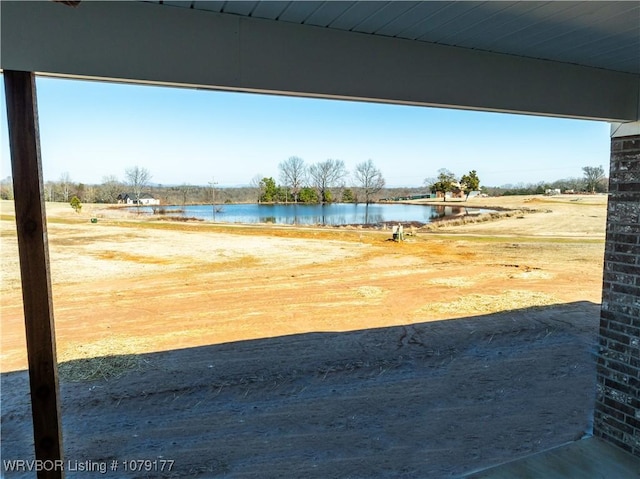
[
  {"x1": 0, "y1": 159, "x2": 386, "y2": 205},
  {"x1": 0, "y1": 162, "x2": 607, "y2": 204},
  {"x1": 253, "y1": 157, "x2": 385, "y2": 204},
  {"x1": 482, "y1": 166, "x2": 608, "y2": 196}
]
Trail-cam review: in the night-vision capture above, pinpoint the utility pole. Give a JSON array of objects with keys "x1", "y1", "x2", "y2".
[{"x1": 208, "y1": 178, "x2": 218, "y2": 222}]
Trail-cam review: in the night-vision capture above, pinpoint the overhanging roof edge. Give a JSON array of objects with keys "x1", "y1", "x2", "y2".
[
  {"x1": 1, "y1": 0, "x2": 638, "y2": 122},
  {"x1": 15, "y1": 71, "x2": 635, "y2": 124}
]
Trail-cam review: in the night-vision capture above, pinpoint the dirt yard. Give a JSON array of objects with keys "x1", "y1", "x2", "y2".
[{"x1": 1, "y1": 195, "x2": 607, "y2": 478}]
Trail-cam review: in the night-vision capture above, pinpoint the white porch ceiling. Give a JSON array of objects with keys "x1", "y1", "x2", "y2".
[
  {"x1": 2, "y1": 1, "x2": 639, "y2": 121},
  {"x1": 154, "y1": 1, "x2": 640, "y2": 75}
]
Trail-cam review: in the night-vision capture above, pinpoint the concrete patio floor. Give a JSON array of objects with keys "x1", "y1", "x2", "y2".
[{"x1": 464, "y1": 437, "x2": 640, "y2": 478}]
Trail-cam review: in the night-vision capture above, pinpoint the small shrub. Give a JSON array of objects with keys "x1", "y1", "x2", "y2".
[{"x1": 70, "y1": 196, "x2": 82, "y2": 213}]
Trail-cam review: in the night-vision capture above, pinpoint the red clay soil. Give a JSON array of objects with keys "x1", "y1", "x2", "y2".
[{"x1": 0, "y1": 197, "x2": 605, "y2": 477}]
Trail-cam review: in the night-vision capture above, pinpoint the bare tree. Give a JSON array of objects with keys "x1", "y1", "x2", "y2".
[
  {"x1": 249, "y1": 174, "x2": 263, "y2": 203},
  {"x1": 58, "y1": 172, "x2": 72, "y2": 202},
  {"x1": 125, "y1": 166, "x2": 152, "y2": 204},
  {"x1": 308, "y1": 159, "x2": 347, "y2": 203},
  {"x1": 0, "y1": 176, "x2": 14, "y2": 200},
  {"x1": 98, "y1": 175, "x2": 122, "y2": 203},
  {"x1": 423, "y1": 177, "x2": 436, "y2": 192},
  {"x1": 178, "y1": 183, "x2": 194, "y2": 206},
  {"x1": 44, "y1": 181, "x2": 55, "y2": 202},
  {"x1": 278, "y1": 156, "x2": 306, "y2": 203},
  {"x1": 582, "y1": 165, "x2": 606, "y2": 193},
  {"x1": 354, "y1": 159, "x2": 385, "y2": 204},
  {"x1": 208, "y1": 178, "x2": 218, "y2": 221},
  {"x1": 81, "y1": 185, "x2": 97, "y2": 203}
]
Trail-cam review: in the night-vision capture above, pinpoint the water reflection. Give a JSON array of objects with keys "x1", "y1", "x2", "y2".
[{"x1": 135, "y1": 203, "x2": 493, "y2": 226}]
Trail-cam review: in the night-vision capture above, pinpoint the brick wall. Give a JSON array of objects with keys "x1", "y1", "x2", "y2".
[{"x1": 594, "y1": 133, "x2": 640, "y2": 456}]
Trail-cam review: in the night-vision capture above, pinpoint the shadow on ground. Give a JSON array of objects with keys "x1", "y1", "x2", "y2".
[{"x1": 2, "y1": 302, "x2": 600, "y2": 478}]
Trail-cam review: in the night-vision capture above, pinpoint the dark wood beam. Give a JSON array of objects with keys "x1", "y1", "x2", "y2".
[
  {"x1": 52, "y1": 1, "x2": 81, "y2": 6},
  {"x1": 4, "y1": 70, "x2": 64, "y2": 478}
]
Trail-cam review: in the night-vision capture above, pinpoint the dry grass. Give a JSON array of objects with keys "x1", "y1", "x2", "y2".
[
  {"x1": 57, "y1": 338, "x2": 150, "y2": 382},
  {"x1": 58, "y1": 354, "x2": 145, "y2": 382},
  {"x1": 420, "y1": 209, "x2": 544, "y2": 231},
  {"x1": 427, "y1": 277, "x2": 476, "y2": 288},
  {"x1": 96, "y1": 250, "x2": 173, "y2": 264},
  {"x1": 507, "y1": 270, "x2": 554, "y2": 280},
  {"x1": 57, "y1": 327, "x2": 227, "y2": 382},
  {"x1": 353, "y1": 286, "x2": 387, "y2": 298},
  {"x1": 418, "y1": 289, "x2": 559, "y2": 317}
]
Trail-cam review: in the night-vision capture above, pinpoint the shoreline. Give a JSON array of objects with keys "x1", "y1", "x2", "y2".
[{"x1": 55, "y1": 199, "x2": 520, "y2": 230}]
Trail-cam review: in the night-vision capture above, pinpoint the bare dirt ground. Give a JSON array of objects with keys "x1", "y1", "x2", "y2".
[{"x1": 1, "y1": 195, "x2": 607, "y2": 478}]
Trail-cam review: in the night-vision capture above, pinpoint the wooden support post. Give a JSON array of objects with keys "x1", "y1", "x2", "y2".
[{"x1": 4, "y1": 70, "x2": 64, "y2": 478}]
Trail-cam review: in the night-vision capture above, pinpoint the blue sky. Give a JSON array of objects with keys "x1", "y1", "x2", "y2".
[{"x1": 1, "y1": 75, "x2": 610, "y2": 188}]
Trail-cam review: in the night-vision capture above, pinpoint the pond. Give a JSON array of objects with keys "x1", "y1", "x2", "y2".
[{"x1": 137, "y1": 203, "x2": 494, "y2": 226}]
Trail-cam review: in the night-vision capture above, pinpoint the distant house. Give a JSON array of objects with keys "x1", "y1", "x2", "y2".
[
  {"x1": 117, "y1": 193, "x2": 160, "y2": 205},
  {"x1": 432, "y1": 183, "x2": 465, "y2": 199}
]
